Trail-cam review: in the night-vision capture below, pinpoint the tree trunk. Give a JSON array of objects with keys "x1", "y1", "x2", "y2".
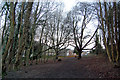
[
  {"x1": 56, "y1": 53, "x2": 58, "y2": 59},
  {"x1": 99, "y1": 1, "x2": 112, "y2": 62},
  {"x1": 78, "y1": 49, "x2": 82, "y2": 59},
  {"x1": 114, "y1": 2, "x2": 119, "y2": 63},
  {"x1": 118, "y1": 3, "x2": 120, "y2": 56},
  {"x1": 15, "y1": 2, "x2": 33, "y2": 69},
  {"x1": 2, "y1": 12, "x2": 7, "y2": 45},
  {"x1": 104, "y1": 2, "x2": 115, "y2": 62},
  {"x1": 2, "y1": 2, "x2": 15, "y2": 75},
  {"x1": 14, "y1": 2, "x2": 24, "y2": 69}
]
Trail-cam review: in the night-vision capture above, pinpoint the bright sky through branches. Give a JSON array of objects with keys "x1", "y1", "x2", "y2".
[{"x1": 0, "y1": 0, "x2": 111, "y2": 50}]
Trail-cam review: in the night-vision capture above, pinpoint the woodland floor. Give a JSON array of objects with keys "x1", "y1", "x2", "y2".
[{"x1": 4, "y1": 54, "x2": 120, "y2": 78}]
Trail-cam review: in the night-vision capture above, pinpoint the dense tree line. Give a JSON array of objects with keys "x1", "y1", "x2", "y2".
[
  {"x1": 0, "y1": 1, "x2": 72, "y2": 75},
  {"x1": 98, "y1": 1, "x2": 120, "y2": 66}
]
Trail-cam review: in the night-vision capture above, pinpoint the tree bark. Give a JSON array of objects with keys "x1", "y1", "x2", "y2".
[
  {"x1": 113, "y1": 2, "x2": 119, "y2": 63},
  {"x1": 2, "y1": 2, "x2": 16, "y2": 74},
  {"x1": 99, "y1": 1, "x2": 112, "y2": 62},
  {"x1": 78, "y1": 49, "x2": 82, "y2": 59},
  {"x1": 104, "y1": 2, "x2": 115, "y2": 62},
  {"x1": 15, "y1": 2, "x2": 33, "y2": 69}
]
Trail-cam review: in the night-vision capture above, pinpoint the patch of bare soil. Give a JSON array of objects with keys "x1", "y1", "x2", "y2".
[{"x1": 4, "y1": 55, "x2": 120, "y2": 78}]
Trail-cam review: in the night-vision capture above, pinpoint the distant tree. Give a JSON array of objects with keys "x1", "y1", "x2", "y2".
[
  {"x1": 66, "y1": 2, "x2": 98, "y2": 59},
  {"x1": 94, "y1": 32, "x2": 102, "y2": 55},
  {"x1": 42, "y1": 3, "x2": 72, "y2": 60}
]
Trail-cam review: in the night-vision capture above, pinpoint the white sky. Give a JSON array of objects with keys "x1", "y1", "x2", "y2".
[
  {"x1": 61, "y1": 0, "x2": 77, "y2": 12},
  {"x1": 61, "y1": 0, "x2": 98, "y2": 12}
]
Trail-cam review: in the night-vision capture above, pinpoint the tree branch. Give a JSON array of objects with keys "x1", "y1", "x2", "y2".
[{"x1": 82, "y1": 28, "x2": 98, "y2": 49}]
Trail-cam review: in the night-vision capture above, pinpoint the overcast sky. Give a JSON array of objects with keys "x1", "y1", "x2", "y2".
[{"x1": 60, "y1": 0, "x2": 99, "y2": 12}]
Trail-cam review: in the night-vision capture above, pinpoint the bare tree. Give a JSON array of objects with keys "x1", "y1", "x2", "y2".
[
  {"x1": 66, "y1": 2, "x2": 98, "y2": 59},
  {"x1": 47, "y1": 7, "x2": 71, "y2": 59},
  {"x1": 98, "y1": 0, "x2": 120, "y2": 66},
  {"x1": 2, "y1": 2, "x2": 17, "y2": 74},
  {"x1": 15, "y1": 2, "x2": 33, "y2": 69}
]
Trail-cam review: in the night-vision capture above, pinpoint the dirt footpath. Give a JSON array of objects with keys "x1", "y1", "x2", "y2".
[{"x1": 4, "y1": 56, "x2": 120, "y2": 78}]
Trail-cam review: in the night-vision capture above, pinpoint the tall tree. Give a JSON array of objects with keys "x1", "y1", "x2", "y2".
[
  {"x1": 98, "y1": 0, "x2": 120, "y2": 66},
  {"x1": 99, "y1": 1, "x2": 112, "y2": 62},
  {"x1": 15, "y1": 2, "x2": 33, "y2": 69},
  {"x1": 113, "y1": 2, "x2": 119, "y2": 63},
  {"x1": 2, "y1": 2, "x2": 17, "y2": 74},
  {"x1": 66, "y1": 2, "x2": 98, "y2": 59}
]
